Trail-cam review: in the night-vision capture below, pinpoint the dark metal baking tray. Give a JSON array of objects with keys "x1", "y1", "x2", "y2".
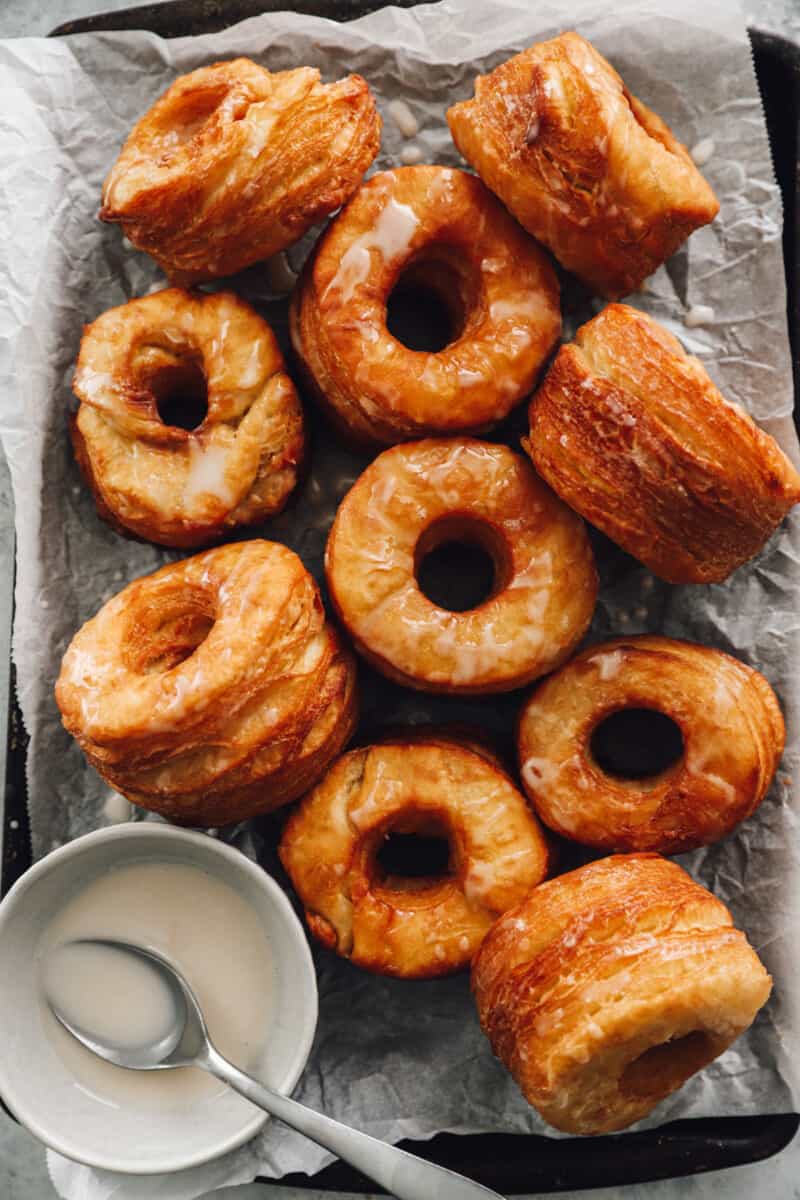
[{"x1": 0, "y1": 2, "x2": 796, "y2": 1192}]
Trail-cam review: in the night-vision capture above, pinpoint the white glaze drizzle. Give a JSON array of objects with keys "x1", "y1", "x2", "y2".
[
  {"x1": 521, "y1": 755, "x2": 562, "y2": 797},
  {"x1": 74, "y1": 368, "x2": 115, "y2": 407},
  {"x1": 324, "y1": 196, "x2": 420, "y2": 303},
  {"x1": 235, "y1": 339, "x2": 264, "y2": 390},
  {"x1": 591, "y1": 649, "x2": 625, "y2": 682},
  {"x1": 457, "y1": 366, "x2": 486, "y2": 388},
  {"x1": 463, "y1": 859, "x2": 501, "y2": 906},
  {"x1": 184, "y1": 440, "x2": 236, "y2": 509},
  {"x1": 684, "y1": 743, "x2": 736, "y2": 804}
]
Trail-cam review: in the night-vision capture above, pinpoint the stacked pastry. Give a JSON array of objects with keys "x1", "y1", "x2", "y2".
[
  {"x1": 100, "y1": 58, "x2": 382, "y2": 284},
  {"x1": 56, "y1": 542, "x2": 357, "y2": 827},
  {"x1": 472, "y1": 855, "x2": 772, "y2": 1134},
  {"x1": 53, "y1": 29, "x2": 798, "y2": 1141}
]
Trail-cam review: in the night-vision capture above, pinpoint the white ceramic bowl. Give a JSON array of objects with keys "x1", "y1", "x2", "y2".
[{"x1": 0, "y1": 823, "x2": 318, "y2": 1174}]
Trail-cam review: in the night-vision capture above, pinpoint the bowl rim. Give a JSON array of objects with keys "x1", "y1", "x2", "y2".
[{"x1": 0, "y1": 822, "x2": 319, "y2": 1175}]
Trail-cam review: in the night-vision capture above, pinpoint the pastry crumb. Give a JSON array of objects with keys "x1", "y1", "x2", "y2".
[
  {"x1": 684, "y1": 303, "x2": 715, "y2": 328},
  {"x1": 103, "y1": 790, "x2": 131, "y2": 824},
  {"x1": 690, "y1": 137, "x2": 716, "y2": 166},
  {"x1": 388, "y1": 99, "x2": 419, "y2": 138},
  {"x1": 399, "y1": 143, "x2": 423, "y2": 165}
]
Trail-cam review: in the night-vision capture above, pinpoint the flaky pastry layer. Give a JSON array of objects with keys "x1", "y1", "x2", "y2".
[
  {"x1": 101, "y1": 59, "x2": 381, "y2": 284},
  {"x1": 472, "y1": 853, "x2": 771, "y2": 1134},
  {"x1": 447, "y1": 32, "x2": 719, "y2": 297},
  {"x1": 526, "y1": 303, "x2": 800, "y2": 582},
  {"x1": 55, "y1": 540, "x2": 357, "y2": 825}
]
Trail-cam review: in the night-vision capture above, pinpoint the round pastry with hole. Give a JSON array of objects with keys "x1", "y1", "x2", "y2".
[
  {"x1": 472, "y1": 853, "x2": 771, "y2": 1134},
  {"x1": 279, "y1": 737, "x2": 551, "y2": 978},
  {"x1": 100, "y1": 59, "x2": 381, "y2": 285},
  {"x1": 325, "y1": 438, "x2": 597, "y2": 694},
  {"x1": 71, "y1": 288, "x2": 305, "y2": 548},
  {"x1": 55, "y1": 540, "x2": 358, "y2": 826},
  {"x1": 517, "y1": 635, "x2": 784, "y2": 855},
  {"x1": 290, "y1": 164, "x2": 561, "y2": 446}
]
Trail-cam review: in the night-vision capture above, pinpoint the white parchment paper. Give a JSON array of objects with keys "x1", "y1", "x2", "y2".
[{"x1": 0, "y1": 0, "x2": 799, "y2": 1197}]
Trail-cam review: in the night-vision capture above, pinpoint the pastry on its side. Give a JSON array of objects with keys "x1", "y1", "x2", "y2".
[
  {"x1": 325, "y1": 438, "x2": 597, "y2": 694},
  {"x1": 55, "y1": 541, "x2": 358, "y2": 826},
  {"x1": 101, "y1": 59, "x2": 381, "y2": 284},
  {"x1": 72, "y1": 288, "x2": 304, "y2": 548},
  {"x1": 447, "y1": 32, "x2": 719, "y2": 298},
  {"x1": 525, "y1": 304, "x2": 800, "y2": 582},
  {"x1": 290, "y1": 165, "x2": 561, "y2": 446},
  {"x1": 280, "y1": 737, "x2": 551, "y2": 978},
  {"x1": 517, "y1": 636, "x2": 784, "y2": 854},
  {"x1": 473, "y1": 854, "x2": 771, "y2": 1134}
]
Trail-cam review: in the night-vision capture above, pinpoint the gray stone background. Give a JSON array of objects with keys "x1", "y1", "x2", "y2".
[{"x1": 1, "y1": 1, "x2": 799, "y2": 1198}]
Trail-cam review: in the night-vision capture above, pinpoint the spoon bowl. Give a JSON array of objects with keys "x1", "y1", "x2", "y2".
[
  {"x1": 46, "y1": 936, "x2": 506, "y2": 1200},
  {"x1": 0, "y1": 823, "x2": 318, "y2": 1175},
  {"x1": 44, "y1": 939, "x2": 199, "y2": 1070}
]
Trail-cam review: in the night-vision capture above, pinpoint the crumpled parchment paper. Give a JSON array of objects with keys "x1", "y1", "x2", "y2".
[{"x1": 0, "y1": 0, "x2": 798, "y2": 1197}]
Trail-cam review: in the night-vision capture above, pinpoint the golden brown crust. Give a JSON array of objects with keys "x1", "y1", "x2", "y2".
[
  {"x1": 517, "y1": 636, "x2": 784, "y2": 854},
  {"x1": 100, "y1": 59, "x2": 381, "y2": 284},
  {"x1": 279, "y1": 738, "x2": 551, "y2": 978},
  {"x1": 290, "y1": 165, "x2": 561, "y2": 445},
  {"x1": 72, "y1": 289, "x2": 305, "y2": 548},
  {"x1": 366, "y1": 724, "x2": 507, "y2": 771},
  {"x1": 55, "y1": 540, "x2": 358, "y2": 826},
  {"x1": 526, "y1": 304, "x2": 800, "y2": 582},
  {"x1": 325, "y1": 438, "x2": 598, "y2": 694},
  {"x1": 472, "y1": 854, "x2": 772, "y2": 1134},
  {"x1": 447, "y1": 32, "x2": 719, "y2": 298}
]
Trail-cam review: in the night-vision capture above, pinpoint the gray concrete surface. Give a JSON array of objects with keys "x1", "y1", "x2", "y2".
[{"x1": 1, "y1": 1, "x2": 799, "y2": 1198}]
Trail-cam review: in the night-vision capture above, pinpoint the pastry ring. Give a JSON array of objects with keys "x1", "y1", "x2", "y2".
[
  {"x1": 290, "y1": 165, "x2": 561, "y2": 445},
  {"x1": 325, "y1": 438, "x2": 598, "y2": 694},
  {"x1": 517, "y1": 636, "x2": 784, "y2": 854},
  {"x1": 55, "y1": 540, "x2": 358, "y2": 826},
  {"x1": 472, "y1": 853, "x2": 771, "y2": 1134},
  {"x1": 100, "y1": 59, "x2": 381, "y2": 285},
  {"x1": 72, "y1": 288, "x2": 305, "y2": 548},
  {"x1": 526, "y1": 304, "x2": 800, "y2": 582},
  {"x1": 279, "y1": 736, "x2": 551, "y2": 978}
]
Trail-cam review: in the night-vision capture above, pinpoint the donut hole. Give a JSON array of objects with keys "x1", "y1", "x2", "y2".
[
  {"x1": 374, "y1": 816, "x2": 453, "y2": 893},
  {"x1": 619, "y1": 1031, "x2": 717, "y2": 1100},
  {"x1": 386, "y1": 252, "x2": 476, "y2": 353},
  {"x1": 124, "y1": 591, "x2": 216, "y2": 675},
  {"x1": 149, "y1": 359, "x2": 209, "y2": 431},
  {"x1": 589, "y1": 708, "x2": 684, "y2": 781},
  {"x1": 415, "y1": 516, "x2": 511, "y2": 613}
]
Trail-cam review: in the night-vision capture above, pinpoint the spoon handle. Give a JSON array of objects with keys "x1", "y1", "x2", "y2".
[{"x1": 203, "y1": 1045, "x2": 505, "y2": 1200}]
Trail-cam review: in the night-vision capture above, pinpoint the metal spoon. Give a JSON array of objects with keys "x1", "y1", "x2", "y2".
[{"x1": 45, "y1": 938, "x2": 505, "y2": 1200}]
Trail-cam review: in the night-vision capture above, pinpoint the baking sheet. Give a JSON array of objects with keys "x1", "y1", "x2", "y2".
[{"x1": 0, "y1": 0, "x2": 799, "y2": 1196}]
